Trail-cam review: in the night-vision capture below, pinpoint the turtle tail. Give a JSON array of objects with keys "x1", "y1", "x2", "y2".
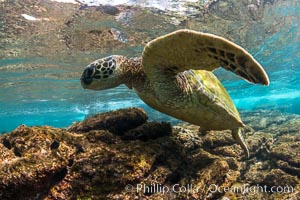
[{"x1": 232, "y1": 128, "x2": 250, "y2": 158}]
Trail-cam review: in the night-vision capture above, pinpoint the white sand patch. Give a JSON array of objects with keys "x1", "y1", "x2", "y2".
[{"x1": 21, "y1": 14, "x2": 39, "y2": 21}]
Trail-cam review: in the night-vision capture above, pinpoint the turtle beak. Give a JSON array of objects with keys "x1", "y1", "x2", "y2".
[
  {"x1": 80, "y1": 76, "x2": 93, "y2": 87},
  {"x1": 80, "y1": 79, "x2": 89, "y2": 89}
]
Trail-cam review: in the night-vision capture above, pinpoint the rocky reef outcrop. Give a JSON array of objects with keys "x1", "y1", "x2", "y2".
[{"x1": 0, "y1": 108, "x2": 299, "y2": 199}]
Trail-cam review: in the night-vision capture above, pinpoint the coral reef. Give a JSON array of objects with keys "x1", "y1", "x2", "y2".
[{"x1": 0, "y1": 108, "x2": 299, "y2": 199}]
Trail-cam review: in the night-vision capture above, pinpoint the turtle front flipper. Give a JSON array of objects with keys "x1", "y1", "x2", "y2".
[
  {"x1": 232, "y1": 128, "x2": 249, "y2": 158},
  {"x1": 142, "y1": 29, "x2": 269, "y2": 86}
]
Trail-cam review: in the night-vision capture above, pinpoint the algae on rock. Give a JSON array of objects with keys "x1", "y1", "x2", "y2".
[{"x1": 0, "y1": 108, "x2": 299, "y2": 199}]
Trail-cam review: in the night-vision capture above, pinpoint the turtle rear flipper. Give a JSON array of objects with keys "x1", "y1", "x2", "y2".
[
  {"x1": 232, "y1": 128, "x2": 250, "y2": 158},
  {"x1": 142, "y1": 29, "x2": 269, "y2": 86}
]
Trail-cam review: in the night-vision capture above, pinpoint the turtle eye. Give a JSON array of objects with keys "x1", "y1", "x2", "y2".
[{"x1": 85, "y1": 66, "x2": 95, "y2": 78}]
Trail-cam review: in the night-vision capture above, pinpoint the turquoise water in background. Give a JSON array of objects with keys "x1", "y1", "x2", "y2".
[
  {"x1": 219, "y1": 22, "x2": 300, "y2": 113},
  {"x1": 0, "y1": 1, "x2": 300, "y2": 133}
]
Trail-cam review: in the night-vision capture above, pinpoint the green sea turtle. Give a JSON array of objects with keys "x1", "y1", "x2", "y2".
[{"x1": 80, "y1": 29, "x2": 269, "y2": 157}]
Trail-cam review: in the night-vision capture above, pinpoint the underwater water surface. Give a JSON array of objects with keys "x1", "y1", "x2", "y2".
[{"x1": 0, "y1": 0, "x2": 300, "y2": 133}]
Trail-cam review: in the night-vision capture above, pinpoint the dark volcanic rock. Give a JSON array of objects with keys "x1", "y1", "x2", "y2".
[
  {"x1": 0, "y1": 108, "x2": 300, "y2": 199},
  {"x1": 261, "y1": 169, "x2": 299, "y2": 188},
  {"x1": 0, "y1": 125, "x2": 75, "y2": 199},
  {"x1": 121, "y1": 121, "x2": 172, "y2": 141},
  {"x1": 68, "y1": 107, "x2": 148, "y2": 134},
  {"x1": 271, "y1": 141, "x2": 300, "y2": 167}
]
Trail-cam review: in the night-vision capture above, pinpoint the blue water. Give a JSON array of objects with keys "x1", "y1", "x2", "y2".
[
  {"x1": 1, "y1": 2, "x2": 300, "y2": 133},
  {"x1": 218, "y1": 22, "x2": 300, "y2": 114}
]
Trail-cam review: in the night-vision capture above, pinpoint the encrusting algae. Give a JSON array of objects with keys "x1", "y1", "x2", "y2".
[{"x1": 0, "y1": 108, "x2": 299, "y2": 199}]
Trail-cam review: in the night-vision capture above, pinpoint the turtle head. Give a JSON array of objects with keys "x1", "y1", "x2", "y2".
[{"x1": 81, "y1": 55, "x2": 124, "y2": 90}]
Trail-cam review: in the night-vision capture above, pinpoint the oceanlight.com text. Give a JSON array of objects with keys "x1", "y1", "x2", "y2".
[{"x1": 124, "y1": 183, "x2": 294, "y2": 195}]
